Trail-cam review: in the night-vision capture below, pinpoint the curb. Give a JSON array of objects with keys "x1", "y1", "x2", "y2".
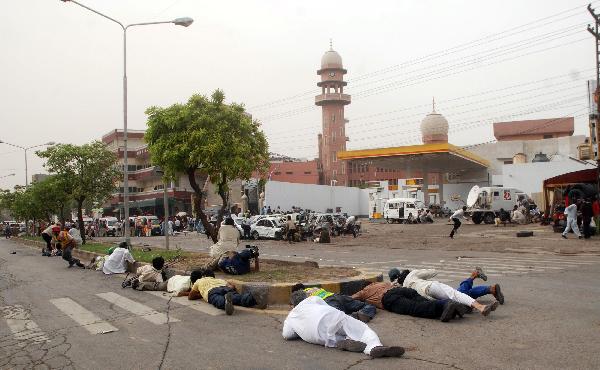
[
  {"x1": 10, "y1": 237, "x2": 383, "y2": 306},
  {"x1": 229, "y1": 271, "x2": 383, "y2": 306}
]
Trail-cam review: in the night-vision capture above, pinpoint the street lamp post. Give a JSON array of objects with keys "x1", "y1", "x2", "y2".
[
  {"x1": 61, "y1": 0, "x2": 193, "y2": 245},
  {"x1": 0, "y1": 141, "x2": 55, "y2": 187},
  {"x1": 0, "y1": 141, "x2": 54, "y2": 236},
  {"x1": 330, "y1": 179, "x2": 337, "y2": 213}
]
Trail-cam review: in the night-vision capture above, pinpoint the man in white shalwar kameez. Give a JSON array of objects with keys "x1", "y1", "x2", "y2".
[{"x1": 282, "y1": 293, "x2": 404, "y2": 358}]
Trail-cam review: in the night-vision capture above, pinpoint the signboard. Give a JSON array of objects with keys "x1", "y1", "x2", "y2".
[{"x1": 503, "y1": 190, "x2": 511, "y2": 200}]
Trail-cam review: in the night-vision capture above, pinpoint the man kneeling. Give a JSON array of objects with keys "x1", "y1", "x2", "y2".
[
  {"x1": 282, "y1": 291, "x2": 404, "y2": 358},
  {"x1": 188, "y1": 269, "x2": 265, "y2": 315}
]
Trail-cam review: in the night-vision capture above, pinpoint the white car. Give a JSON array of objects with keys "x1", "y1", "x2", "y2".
[
  {"x1": 250, "y1": 217, "x2": 284, "y2": 240},
  {"x1": 221, "y1": 217, "x2": 245, "y2": 237}
]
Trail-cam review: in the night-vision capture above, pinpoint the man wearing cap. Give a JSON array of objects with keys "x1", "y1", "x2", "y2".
[{"x1": 282, "y1": 290, "x2": 405, "y2": 358}]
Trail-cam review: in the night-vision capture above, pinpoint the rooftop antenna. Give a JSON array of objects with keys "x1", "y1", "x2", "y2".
[
  {"x1": 432, "y1": 97, "x2": 436, "y2": 113},
  {"x1": 329, "y1": 38, "x2": 333, "y2": 50}
]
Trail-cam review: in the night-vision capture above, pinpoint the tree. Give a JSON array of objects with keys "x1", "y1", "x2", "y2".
[
  {"x1": 37, "y1": 141, "x2": 121, "y2": 243},
  {"x1": 145, "y1": 90, "x2": 270, "y2": 242}
]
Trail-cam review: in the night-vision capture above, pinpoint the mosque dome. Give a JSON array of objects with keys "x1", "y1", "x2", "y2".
[
  {"x1": 420, "y1": 99, "x2": 449, "y2": 144},
  {"x1": 321, "y1": 49, "x2": 343, "y2": 69}
]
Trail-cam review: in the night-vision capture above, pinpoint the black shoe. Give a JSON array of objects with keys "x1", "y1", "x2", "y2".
[
  {"x1": 56, "y1": 251, "x2": 62, "y2": 256},
  {"x1": 561, "y1": 234, "x2": 567, "y2": 239},
  {"x1": 493, "y1": 284, "x2": 504, "y2": 305},
  {"x1": 121, "y1": 279, "x2": 133, "y2": 289},
  {"x1": 454, "y1": 303, "x2": 469, "y2": 318},
  {"x1": 224, "y1": 292, "x2": 234, "y2": 315},
  {"x1": 475, "y1": 266, "x2": 488, "y2": 281},
  {"x1": 131, "y1": 278, "x2": 140, "y2": 290},
  {"x1": 369, "y1": 346, "x2": 405, "y2": 358},
  {"x1": 357, "y1": 312, "x2": 372, "y2": 323},
  {"x1": 76, "y1": 261, "x2": 85, "y2": 268},
  {"x1": 337, "y1": 339, "x2": 367, "y2": 353},
  {"x1": 440, "y1": 302, "x2": 457, "y2": 322},
  {"x1": 68, "y1": 260, "x2": 75, "y2": 268}
]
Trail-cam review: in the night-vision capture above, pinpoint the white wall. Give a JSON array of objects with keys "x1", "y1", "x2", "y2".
[
  {"x1": 501, "y1": 160, "x2": 595, "y2": 195},
  {"x1": 265, "y1": 181, "x2": 370, "y2": 216}
]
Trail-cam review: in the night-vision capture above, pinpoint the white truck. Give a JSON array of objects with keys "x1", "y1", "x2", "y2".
[
  {"x1": 466, "y1": 186, "x2": 529, "y2": 224},
  {"x1": 383, "y1": 198, "x2": 426, "y2": 224}
]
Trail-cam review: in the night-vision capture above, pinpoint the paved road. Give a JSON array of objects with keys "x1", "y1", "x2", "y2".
[{"x1": 1, "y1": 238, "x2": 600, "y2": 369}]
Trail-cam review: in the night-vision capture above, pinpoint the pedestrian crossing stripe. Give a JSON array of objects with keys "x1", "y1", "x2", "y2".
[
  {"x1": 1, "y1": 305, "x2": 49, "y2": 343},
  {"x1": 50, "y1": 298, "x2": 118, "y2": 335},
  {"x1": 145, "y1": 291, "x2": 224, "y2": 316},
  {"x1": 96, "y1": 292, "x2": 180, "y2": 325}
]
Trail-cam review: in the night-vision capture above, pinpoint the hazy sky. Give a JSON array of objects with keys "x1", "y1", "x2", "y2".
[{"x1": 0, "y1": 0, "x2": 596, "y2": 190}]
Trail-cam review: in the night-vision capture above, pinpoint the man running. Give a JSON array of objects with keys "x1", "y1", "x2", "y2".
[{"x1": 449, "y1": 206, "x2": 468, "y2": 239}]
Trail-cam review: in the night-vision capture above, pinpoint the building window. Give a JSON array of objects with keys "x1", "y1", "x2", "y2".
[
  {"x1": 285, "y1": 171, "x2": 293, "y2": 175},
  {"x1": 332, "y1": 152, "x2": 337, "y2": 162},
  {"x1": 304, "y1": 171, "x2": 311, "y2": 175},
  {"x1": 543, "y1": 134, "x2": 552, "y2": 139},
  {"x1": 332, "y1": 114, "x2": 336, "y2": 123},
  {"x1": 274, "y1": 171, "x2": 281, "y2": 175},
  {"x1": 503, "y1": 160, "x2": 513, "y2": 165}
]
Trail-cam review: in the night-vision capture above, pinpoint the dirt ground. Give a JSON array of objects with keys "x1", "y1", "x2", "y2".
[
  {"x1": 249, "y1": 220, "x2": 600, "y2": 255},
  {"x1": 168, "y1": 254, "x2": 359, "y2": 283}
]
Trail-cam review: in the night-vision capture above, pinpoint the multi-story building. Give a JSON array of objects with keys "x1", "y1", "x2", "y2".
[{"x1": 101, "y1": 129, "x2": 244, "y2": 218}]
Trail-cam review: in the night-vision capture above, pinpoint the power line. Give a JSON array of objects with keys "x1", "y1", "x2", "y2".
[{"x1": 248, "y1": 2, "x2": 596, "y2": 111}]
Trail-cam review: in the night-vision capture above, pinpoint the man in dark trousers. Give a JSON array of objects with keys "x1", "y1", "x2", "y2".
[
  {"x1": 352, "y1": 269, "x2": 465, "y2": 323},
  {"x1": 581, "y1": 198, "x2": 594, "y2": 239},
  {"x1": 449, "y1": 206, "x2": 468, "y2": 238}
]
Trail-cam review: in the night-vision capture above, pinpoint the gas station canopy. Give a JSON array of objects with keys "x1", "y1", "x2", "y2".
[{"x1": 338, "y1": 143, "x2": 489, "y2": 172}]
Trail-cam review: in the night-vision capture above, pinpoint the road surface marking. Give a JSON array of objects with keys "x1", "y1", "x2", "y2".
[
  {"x1": 50, "y1": 298, "x2": 118, "y2": 335},
  {"x1": 458, "y1": 256, "x2": 597, "y2": 265},
  {"x1": 145, "y1": 291, "x2": 224, "y2": 316},
  {"x1": 1, "y1": 305, "x2": 49, "y2": 342},
  {"x1": 96, "y1": 292, "x2": 180, "y2": 325}
]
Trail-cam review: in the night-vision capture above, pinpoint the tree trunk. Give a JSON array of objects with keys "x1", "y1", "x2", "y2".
[
  {"x1": 77, "y1": 198, "x2": 86, "y2": 244},
  {"x1": 187, "y1": 169, "x2": 218, "y2": 243},
  {"x1": 215, "y1": 173, "x2": 229, "y2": 239}
]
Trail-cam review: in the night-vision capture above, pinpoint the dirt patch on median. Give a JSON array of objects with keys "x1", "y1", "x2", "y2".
[{"x1": 170, "y1": 255, "x2": 359, "y2": 283}]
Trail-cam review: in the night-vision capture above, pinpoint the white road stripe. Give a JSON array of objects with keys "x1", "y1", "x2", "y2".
[
  {"x1": 1, "y1": 305, "x2": 49, "y2": 343},
  {"x1": 50, "y1": 298, "x2": 118, "y2": 335},
  {"x1": 461, "y1": 256, "x2": 598, "y2": 265},
  {"x1": 420, "y1": 261, "x2": 547, "y2": 272},
  {"x1": 448, "y1": 260, "x2": 566, "y2": 270},
  {"x1": 96, "y1": 292, "x2": 180, "y2": 325},
  {"x1": 145, "y1": 291, "x2": 224, "y2": 316}
]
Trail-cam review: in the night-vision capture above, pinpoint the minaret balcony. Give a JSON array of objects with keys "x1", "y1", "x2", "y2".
[{"x1": 315, "y1": 93, "x2": 351, "y2": 106}]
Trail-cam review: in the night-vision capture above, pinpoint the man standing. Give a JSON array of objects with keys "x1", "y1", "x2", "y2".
[
  {"x1": 581, "y1": 198, "x2": 594, "y2": 239},
  {"x1": 282, "y1": 292, "x2": 405, "y2": 358},
  {"x1": 449, "y1": 206, "x2": 468, "y2": 239},
  {"x1": 562, "y1": 201, "x2": 582, "y2": 239},
  {"x1": 286, "y1": 215, "x2": 297, "y2": 243}
]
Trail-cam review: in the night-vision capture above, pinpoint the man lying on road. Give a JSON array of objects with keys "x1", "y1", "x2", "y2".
[
  {"x1": 188, "y1": 269, "x2": 266, "y2": 315},
  {"x1": 352, "y1": 278, "x2": 465, "y2": 322},
  {"x1": 291, "y1": 283, "x2": 376, "y2": 322},
  {"x1": 282, "y1": 291, "x2": 405, "y2": 358},
  {"x1": 456, "y1": 267, "x2": 504, "y2": 305},
  {"x1": 131, "y1": 269, "x2": 198, "y2": 297},
  {"x1": 396, "y1": 268, "x2": 499, "y2": 316}
]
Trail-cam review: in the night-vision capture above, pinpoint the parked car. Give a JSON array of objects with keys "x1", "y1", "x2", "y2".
[
  {"x1": 221, "y1": 217, "x2": 244, "y2": 237},
  {"x1": 250, "y1": 217, "x2": 283, "y2": 240}
]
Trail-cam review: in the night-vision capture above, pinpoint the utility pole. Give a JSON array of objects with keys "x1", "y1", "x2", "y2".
[{"x1": 587, "y1": 4, "x2": 600, "y2": 196}]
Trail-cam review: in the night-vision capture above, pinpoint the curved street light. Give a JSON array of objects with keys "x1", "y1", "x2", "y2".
[
  {"x1": 0, "y1": 140, "x2": 55, "y2": 187},
  {"x1": 60, "y1": 0, "x2": 194, "y2": 244}
]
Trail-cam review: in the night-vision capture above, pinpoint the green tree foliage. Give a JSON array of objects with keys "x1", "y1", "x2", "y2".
[
  {"x1": 37, "y1": 141, "x2": 121, "y2": 243},
  {"x1": 145, "y1": 90, "x2": 270, "y2": 242}
]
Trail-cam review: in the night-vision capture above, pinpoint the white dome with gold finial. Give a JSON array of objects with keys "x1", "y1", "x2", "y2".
[
  {"x1": 321, "y1": 40, "x2": 343, "y2": 69},
  {"x1": 420, "y1": 98, "x2": 449, "y2": 144}
]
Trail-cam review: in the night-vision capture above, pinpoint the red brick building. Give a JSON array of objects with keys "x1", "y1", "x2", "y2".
[{"x1": 493, "y1": 117, "x2": 574, "y2": 141}]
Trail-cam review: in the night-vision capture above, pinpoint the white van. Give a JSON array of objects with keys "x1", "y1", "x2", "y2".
[
  {"x1": 466, "y1": 186, "x2": 530, "y2": 224},
  {"x1": 99, "y1": 217, "x2": 120, "y2": 236},
  {"x1": 383, "y1": 198, "x2": 426, "y2": 224}
]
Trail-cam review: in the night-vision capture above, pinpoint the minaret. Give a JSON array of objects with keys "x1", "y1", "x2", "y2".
[{"x1": 316, "y1": 42, "x2": 351, "y2": 186}]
